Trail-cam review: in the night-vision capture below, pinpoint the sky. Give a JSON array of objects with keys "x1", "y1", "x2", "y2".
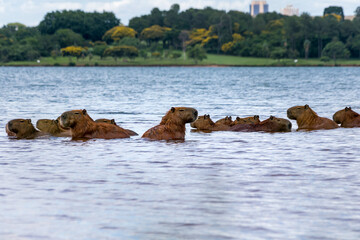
[{"x1": 0, "y1": 0, "x2": 358, "y2": 27}]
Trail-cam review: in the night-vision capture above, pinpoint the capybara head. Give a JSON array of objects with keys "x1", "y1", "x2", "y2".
[
  {"x1": 95, "y1": 118, "x2": 117, "y2": 125},
  {"x1": 6, "y1": 119, "x2": 36, "y2": 137},
  {"x1": 287, "y1": 104, "x2": 312, "y2": 120},
  {"x1": 60, "y1": 109, "x2": 91, "y2": 128},
  {"x1": 264, "y1": 116, "x2": 292, "y2": 132},
  {"x1": 190, "y1": 114, "x2": 215, "y2": 129},
  {"x1": 233, "y1": 115, "x2": 260, "y2": 125},
  {"x1": 37, "y1": 119, "x2": 61, "y2": 133},
  {"x1": 160, "y1": 107, "x2": 198, "y2": 125},
  {"x1": 333, "y1": 107, "x2": 358, "y2": 124},
  {"x1": 215, "y1": 116, "x2": 233, "y2": 126}
]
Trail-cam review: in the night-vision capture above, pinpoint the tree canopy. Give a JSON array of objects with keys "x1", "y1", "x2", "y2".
[{"x1": 38, "y1": 10, "x2": 120, "y2": 41}]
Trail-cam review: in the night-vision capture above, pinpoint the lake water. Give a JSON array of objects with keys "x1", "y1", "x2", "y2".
[{"x1": 0, "y1": 66, "x2": 360, "y2": 240}]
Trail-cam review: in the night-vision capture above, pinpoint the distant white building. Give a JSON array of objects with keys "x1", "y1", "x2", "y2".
[
  {"x1": 281, "y1": 5, "x2": 299, "y2": 16},
  {"x1": 250, "y1": 1, "x2": 269, "y2": 17}
]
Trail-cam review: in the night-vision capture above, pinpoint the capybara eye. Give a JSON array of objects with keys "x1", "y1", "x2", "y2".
[
  {"x1": 179, "y1": 109, "x2": 184, "y2": 112},
  {"x1": 20, "y1": 120, "x2": 24, "y2": 123},
  {"x1": 75, "y1": 112, "x2": 79, "y2": 115}
]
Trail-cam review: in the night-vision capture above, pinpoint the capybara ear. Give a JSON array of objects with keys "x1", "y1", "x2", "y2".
[
  {"x1": 254, "y1": 115, "x2": 259, "y2": 119},
  {"x1": 304, "y1": 104, "x2": 309, "y2": 109},
  {"x1": 236, "y1": 117, "x2": 240, "y2": 120},
  {"x1": 270, "y1": 116, "x2": 274, "y2": 120},
  {"x1": 346, "y1": 106, "x2": 352, "y2": 111},
  {"x1": 54, "y1": 119, "x2": 59, "y2": 124},
  {"x1": 229, "y1": 116, "x2": 232, "y2": 120},
  {"x1": 207, "y1": 114, "x2": 210, "y2": 118},
  {"x1": 27, "y1": 119, "x2": 31, "y2": 123},
  {"x1": 111, "y1": 119, "x2": 115, "y2": 124},
  {"x1": 204, "y1": 115, "x2": 208, "y2": 119},
  {"x1": 82, "y1": 109, "x2": 87, "y2": 115},
  {"x1": 171, "y1": 107, "x2": 175, "y2": 113}
]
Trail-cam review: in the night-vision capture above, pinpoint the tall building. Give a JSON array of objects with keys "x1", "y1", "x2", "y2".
[
  {"x1": 250, "y1": 1, "x2": 269, "y2": 17},
  {"x1": 281, "y1": 5, "x2": 299, "y2": 16}
]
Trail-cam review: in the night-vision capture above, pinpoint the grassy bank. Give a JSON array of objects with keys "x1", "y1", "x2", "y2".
[{"x1": 2, "y1": 54, "x2": 360, "y2": 67}]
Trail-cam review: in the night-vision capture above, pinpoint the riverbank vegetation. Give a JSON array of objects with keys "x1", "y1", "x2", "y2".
[{"x1": 0, "y1": 5, "x2": 360, "y2": 66}]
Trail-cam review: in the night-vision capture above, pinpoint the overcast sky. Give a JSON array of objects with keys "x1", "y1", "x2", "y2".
[{"x1": 0, "y1": 0, "x2": 358, "y2": 27}]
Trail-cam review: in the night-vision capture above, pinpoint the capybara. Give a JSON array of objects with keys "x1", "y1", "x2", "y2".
[
  {"x1": 142, "y1": 107, "x2": 198, "y2": 140},
  {"x1": 36, "y1": 118, "x2": 71, "y2": 137},
  {"x1": 231, "y1": 115, "x2": 260, "y2": 125},
  {"x1": 190, "y1": 114, "x2": 232, "y2": 131},
  {"x1": 6, "y1": 119, "x2": 47, "y2": 139},
  {"x1": 287, "y1": 104, "x2": 338, "y2": 131},
  {"x1": 215, "y1": 116, "x2": 233, "y2": 126},
  {"x1": 95, "y1": 118, "x2": 138, "y2": 136},
  {"x1": 59, "y1": 109, "x2": 130, "y2": 139},
  {"x1": 230, "y1": 116, "x2": 292, "y2": 132},
  {"x1": 333, "y1": 107, "x2": 360, "y2": 128}
]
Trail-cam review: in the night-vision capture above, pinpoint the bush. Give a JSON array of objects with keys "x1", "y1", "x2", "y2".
[
  {"x1": 94, "y1": 62, "x2": 99, "y2": 66},
  {"x1": 139, "y1": 50, "x2": 148, "y2": 59},
  {"x1": 171, "y1": 52, "x2": 182, "y2": 59},
  {"x1": 68, "y1": 62, "x2": 76, "y2": 66},
  {"x1": 320, "y1": 56, "x2": 330, "y2": 62},
  {"x1": 151, "y1": 52, "x2": 161, "y2": 58},
  {"x1": 53, "y1": 63, "x2": 60, "y2": 66},
  {"x1": 186, "y1": 44, "x2": 207, "y2": 63}
]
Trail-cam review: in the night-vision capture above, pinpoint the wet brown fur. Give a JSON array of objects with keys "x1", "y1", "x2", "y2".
[
  {"x1": 231, "y1": 115, "x2": 260, "y2": 125},
  {"x1": 230, "y1": 116, "x2": 292, "y2": 132},
  {"x1": 333, "y1": 107, "x2": 360, "y2": 128},
  {"x1": 6, "y1": 119, "x2": 47, "y2": 139},
  {"x1": 95, "y1": 118, "x2": 138, "y2": 136},
  {"x1": 60, "y1": 109, "x2": 130, "y2": 139},
  {"x1": 36, "y1": 117, "x2": 71, "y2": 137},
  {"x1": 142, "y1": 107, "x2": 198, "y2": 140},
  {"x1": 287, "y1": 105, "x2": 338, "y2": 131}
]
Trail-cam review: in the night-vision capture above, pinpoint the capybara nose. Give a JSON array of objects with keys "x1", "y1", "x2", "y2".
[
  {"x1": 194, "y1": 110, "x2": 198, "y2": 119},
  {"x1": 287, "y1": 109, "x2": 291, "y2": 118},
  {"x1": 288, "y1": 122, "x2": 292, "y2": 130}
]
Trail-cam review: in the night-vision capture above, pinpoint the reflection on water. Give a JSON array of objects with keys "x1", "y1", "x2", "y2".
[{"x1": 1, "y1": 67, "x2": 360, "y2": 240}]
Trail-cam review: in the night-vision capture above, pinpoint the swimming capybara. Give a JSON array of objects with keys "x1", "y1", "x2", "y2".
[
  {"x1": 142, "y1": 107, "x2": 198, "y2": 140},
  {"x1": 36, "y1": 118, "x2": 71, "y2": 137},
  {"x1": 287, "y1": 104, "x2": 338, "y2": 131},
  {"x1": 95, "y1": 118, "x2": 138, "y2": 136},
  {"x1": 6, "y1": 119, "x2": 47, "y2": 139},
  {"x1": 59, "y1": 109, "x2": 130, "y2": 139},
  {"x1": 333, "y1": 107, "x2": 360, "y2": 128},
  {"x1": 230, "y1": 116, "x2": 292, "y2": 132}
]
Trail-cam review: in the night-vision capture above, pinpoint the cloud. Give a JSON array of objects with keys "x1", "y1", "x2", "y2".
[
  {"x1": 0, "y1": 0, "x2": 5, "y2": 13},
  {"x1": 84, "y1": 1, "x2": 131, "y2": 12},
  {"x1": 43, "y1": 2, "x2": 83, "y2": 11}
]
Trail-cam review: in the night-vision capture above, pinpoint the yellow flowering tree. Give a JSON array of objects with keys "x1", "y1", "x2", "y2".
[
  {"x1": 221, "y1": 33, "x2": 244, "y2": 53},
  {"x1": 61, "y1": 46, "x2": 87, "y2": 60},
  {"x1": 140, "y1": 25, "x2": 171, "y2": 42},
  {"x1": 102, "y1": 26, "x2": 137, "y2": 43},
  {"x1": 186, "y1": 26, "x2": 218, "y2": 52}
]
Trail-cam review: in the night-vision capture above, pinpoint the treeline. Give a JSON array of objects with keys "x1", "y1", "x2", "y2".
[{"x1": 0, "y1": 5, "x2": 360, "y2": 63}]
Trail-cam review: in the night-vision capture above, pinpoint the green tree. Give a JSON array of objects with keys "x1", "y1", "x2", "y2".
[
  {"x1": 186, "y1": 44, "x2": 207, "y2": 63},
  {"x1": 323, "y1": 6, "x2": 344, "y2": 20},
  {"x1": 53, "y1": 29, "x2": 84, "y2": 48},
  {"x1": 347, "y1": 35, "x2": 360, "y2": 58},
  {"x1": 271, "y1": 47, "x2": 287, "y2": 62},
  {"x1": 322, "y1": 39, "x2": 350, "y2": 64},
  {"x1": 38, "y1": 10, "x2": 120, "y2": 41},
  {"x1": 356, "y1": 7, "x2": 360, "y2": 17},
  {"x1": 304, "y1": 39, "x2": 311, "y2": 59}
]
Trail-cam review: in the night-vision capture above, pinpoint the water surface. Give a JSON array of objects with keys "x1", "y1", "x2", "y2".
[{"x1": 0, "y1": 67, "x2": 360, "y2": 240}]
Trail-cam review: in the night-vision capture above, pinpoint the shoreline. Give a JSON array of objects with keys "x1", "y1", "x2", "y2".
[{"x1": 2, "y1": 63, "x2": 360, "y2": 67}]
